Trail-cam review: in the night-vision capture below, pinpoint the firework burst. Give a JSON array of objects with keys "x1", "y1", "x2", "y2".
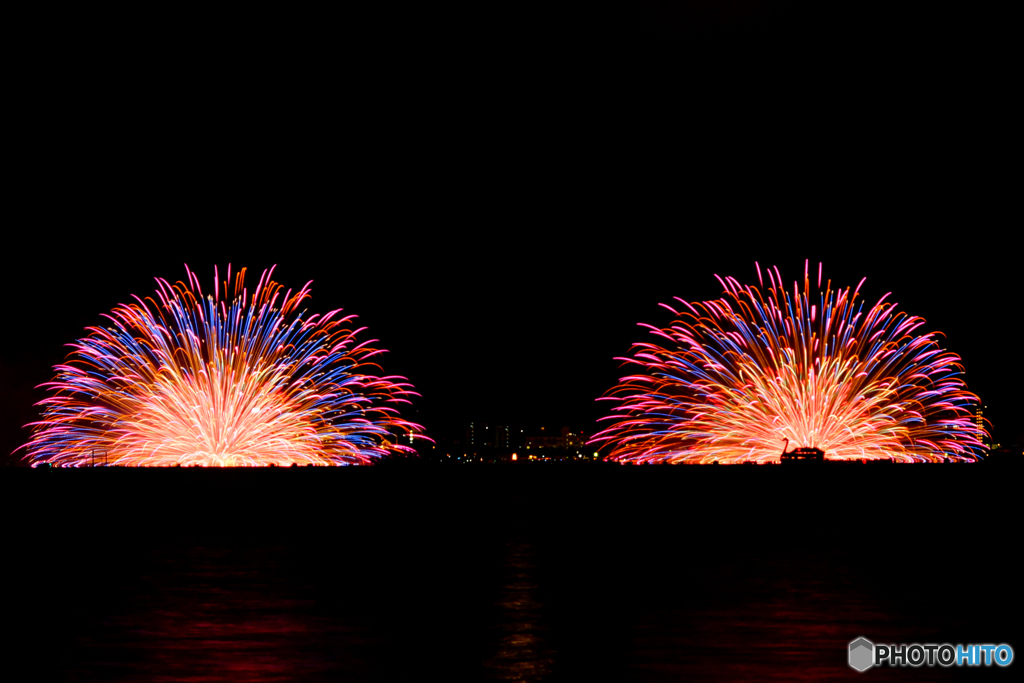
[
  {"x1": 591, "y1": 262, "x2": 987, "y2": 463},
  {"x1": 23, "y1": 265, "x2": 425, "y2": 466}
]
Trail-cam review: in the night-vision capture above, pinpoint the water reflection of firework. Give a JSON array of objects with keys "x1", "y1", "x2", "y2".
[
  {"x1": 592, "y1": 262, "x2": 987, "y2": 463},
  {"x1": 24, "y1": 265, "x2": 425, "y2": 466}
]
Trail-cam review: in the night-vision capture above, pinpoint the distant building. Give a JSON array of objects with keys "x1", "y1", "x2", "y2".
[
  {"x1": 467, "y1": 422, "x2": 487, "y2": 448},
  {"x1": 466, "y1": 422, "x2": 521, "y2": 450},
  {"x1": 987, "y1": 446, "x2": 1023, "y2": 465},
  {"x1": 561, "y1": 427, "x2": 585, "y2": 448},
  {"x1": 525, "y1": 426, "x2": 587, "y2": 450},
  {"x1": 975, "y1": 404, "x2": 987, "y2": 447},
  {"x1": 493, "y1": 424, "x2": 510, "y2": 449}
]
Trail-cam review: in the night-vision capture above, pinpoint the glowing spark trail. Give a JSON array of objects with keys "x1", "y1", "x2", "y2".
[
  {"x1": 23, "y1": 265, "x2": 426, "y2": 466},
  {"x1": 591, "y1": 262, "x2": 987, "y2": 463}
]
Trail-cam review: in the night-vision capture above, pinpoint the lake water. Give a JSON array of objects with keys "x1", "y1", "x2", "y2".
[{"x1": 7, "y1": 466, "x2": 1018, "y2": 681}]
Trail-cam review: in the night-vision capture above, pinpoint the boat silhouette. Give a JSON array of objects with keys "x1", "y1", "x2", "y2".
[{"x1": 779, "y1": 437, "x2": 825, "y2": 464}]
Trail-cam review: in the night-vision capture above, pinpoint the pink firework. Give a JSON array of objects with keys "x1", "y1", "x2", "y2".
[
  {"x1": 592, "y1": 262, "x2": 988, "y2": 463},
  {"x1": 23, "y1": 265, "x2": 426, "y2": 466}
]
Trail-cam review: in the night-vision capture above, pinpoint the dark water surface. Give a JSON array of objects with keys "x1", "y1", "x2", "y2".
[{"x1": 6, "y1": 466, "x2": 1019, "y2": 681}]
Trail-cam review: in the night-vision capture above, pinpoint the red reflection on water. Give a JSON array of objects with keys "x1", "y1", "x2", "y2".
[
  {"x1": 628, "y1": 553, "x2": 960, "y2": 682},
  {"x1": 71, "y1": 545, "x2": 373, "y2": 682},
  {"x1": 484, "y1": 540, "x2": 555, "y2": 681}
]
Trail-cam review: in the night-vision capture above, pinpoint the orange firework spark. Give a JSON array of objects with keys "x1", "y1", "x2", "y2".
[
  {"x1": 23, "y1": 265, "x2": 425, "y2": 466},
  {"x1": 591, "y1": 262, "x2": 988, "y2": 463}
]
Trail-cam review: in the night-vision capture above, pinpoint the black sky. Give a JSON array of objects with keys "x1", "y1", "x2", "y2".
[{"x1": 4, "y1": 3, "x2": 1019, "y2": 459}]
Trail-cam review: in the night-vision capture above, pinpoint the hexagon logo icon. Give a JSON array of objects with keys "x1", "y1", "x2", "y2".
[{"x1": 849, "y1": 637, "x2": 874, "y2": 671}]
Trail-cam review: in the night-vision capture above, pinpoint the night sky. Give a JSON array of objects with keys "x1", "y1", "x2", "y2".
[{"x1": 5, "y1": 3, "x2": 1018, "y2": 461}]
